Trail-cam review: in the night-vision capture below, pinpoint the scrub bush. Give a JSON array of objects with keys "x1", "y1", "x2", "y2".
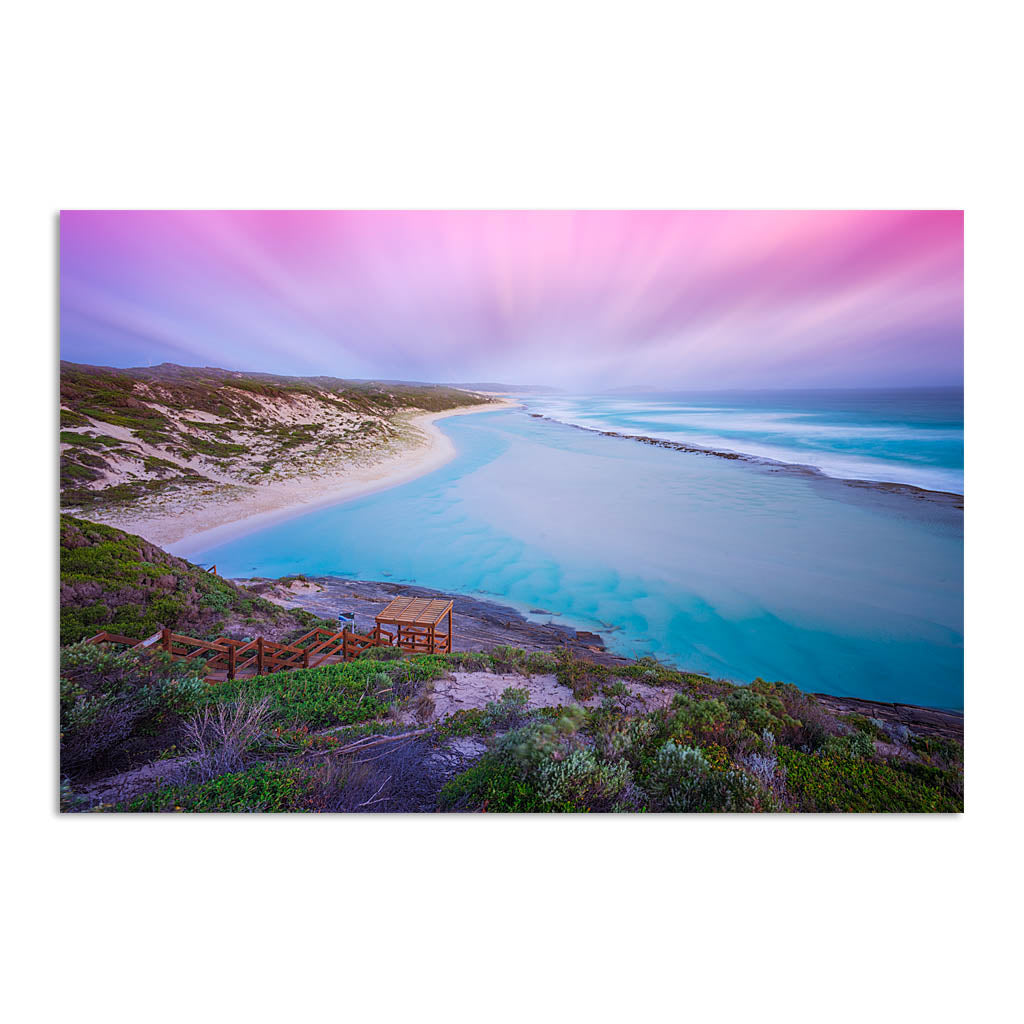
[
  {"x1": 114, "y1": 765, "x2": 312, "y2": 812},
  {"x1": 183, "y1": 696, "x2": 272, "y2": 780},
  {"x1": 644, "y1": 742, "x2": 758, "y2": 812},
  {"x1": 444, "y1": 651, "x2": 491, "y2": 672},
  {"x1": 552, "y1": 647, "x2": 609, "y2": 700},
  {"x1": 535, "y1": 749, "x2": 632, "y2": 811},
  {"x1": 360, "y1": 645, "x2": 405, "y2": 662},
  {"x1": 60, "y1": 642, "x2": 206, "y2": 777},
  {"x1": 669, "y1": 694, "x2": 730, "y2": 744},
  {"x1": 725, "y1": 685, "x2": 797, "y2": 737},
  {"x1": 777, "y1": 747, "x2": 961, "y2": 812},
  {"x1": 488, "y1": 645, "x2": 558, "y2": 675},
  {"x1": 211, "y1": 662, "x2": 391, "y2": 730},
  {"x1": 820, "y1": 731, "x2": 877, "y2": 761},
  {"x1": 480, "y1": 686, "x2": 531, "y2": 731}
]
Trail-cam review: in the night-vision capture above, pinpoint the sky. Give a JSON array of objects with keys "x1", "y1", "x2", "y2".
[{"x1": 60, "y1": 210, "x2": 963, "y2": 389}]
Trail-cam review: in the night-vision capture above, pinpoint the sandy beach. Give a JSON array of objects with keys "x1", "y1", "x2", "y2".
[{"x1": 93, "y1": 399, "x2": 518, "y2": 553}]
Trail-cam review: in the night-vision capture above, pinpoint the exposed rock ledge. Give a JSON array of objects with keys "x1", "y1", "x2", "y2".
[
  {"x1": 237, "y1": 575, "x2": 624, "y2": 665},
  {"x1": 234, "y1": 574, "x2": 963, "y2": 741}
]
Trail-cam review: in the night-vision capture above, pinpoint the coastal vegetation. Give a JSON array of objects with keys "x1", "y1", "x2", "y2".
[
  {"x1": 59, "y1": 361, "x2": 490, "y2": 515},
  {"x1": 60, "y1": 641, "x2": 962, "y2": 813},
  {"x1": 60, "y1": 514, "x2": 332, "y2": 645},
  {"x1": 59, "y1": 519, "x2": 963, "y2": 813}
]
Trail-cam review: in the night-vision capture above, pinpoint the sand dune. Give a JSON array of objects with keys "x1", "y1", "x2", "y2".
[{"x1": 96, "y1": 400, "x2": 517, "y2": 551}]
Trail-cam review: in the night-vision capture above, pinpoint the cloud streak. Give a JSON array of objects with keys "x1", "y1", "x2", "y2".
[{"x1": 60, "y1": 210, "x2": 963, "y2": 388}]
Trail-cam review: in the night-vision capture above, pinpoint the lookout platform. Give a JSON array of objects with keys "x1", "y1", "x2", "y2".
[{"x1": 375, "y1": 595, "x2": 453, "y2": 655}]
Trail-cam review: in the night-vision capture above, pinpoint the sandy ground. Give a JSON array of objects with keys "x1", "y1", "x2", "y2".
[
  {"x1": 419, "y1": 671, "x2": 676, "y2": 723},
  {"x1": 96, "y1": 400, "x2": 517, "y2": 552}
]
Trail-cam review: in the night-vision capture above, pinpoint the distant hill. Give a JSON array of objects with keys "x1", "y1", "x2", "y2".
[
  {"x1": 59, "y1": 514, "x2": 332, "y2": 645},
  {"x1": 447, "y1": 382, "x2": 561, "y2": 393},
  {"x1": 60, "y1": 361, "x2": 490, "y2": 514},
  {"x1": 603, "y1": 385, "x2": 663, "y2": 394}
]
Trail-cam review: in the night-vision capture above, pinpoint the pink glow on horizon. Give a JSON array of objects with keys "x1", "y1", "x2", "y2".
[{"x1": 60, "y1": 210, "x2": 963, "y2": 388}]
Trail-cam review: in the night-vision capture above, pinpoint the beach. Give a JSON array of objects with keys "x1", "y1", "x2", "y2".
[
  {"x1": 181, "y1": 405, "x2": 964, "y2": 709},
  {"x1": 96, "y1": 399, "x2": 518, "y2": 551}
]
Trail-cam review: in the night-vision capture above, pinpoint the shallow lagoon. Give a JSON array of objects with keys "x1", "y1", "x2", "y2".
[{"x1": 177, "y1": 408, "x2": 964, "y2": 709}]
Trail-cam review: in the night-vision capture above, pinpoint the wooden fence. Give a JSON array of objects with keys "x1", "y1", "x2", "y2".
[{"x1": 85, "y1": 623, "x2": 397, "y2": 680}]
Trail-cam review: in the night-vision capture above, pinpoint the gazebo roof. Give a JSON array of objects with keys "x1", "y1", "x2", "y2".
[{"x1": 375, "y1": 595, "x2": 453, "y2": 627}]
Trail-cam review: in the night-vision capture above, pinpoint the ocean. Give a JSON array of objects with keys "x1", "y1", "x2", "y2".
[
  {"x1": 175, "y1": 389, "x2": 964, "y2": 709},
  {"x1": 525, "y1": 388, "x2": 964, "y2": 495}
]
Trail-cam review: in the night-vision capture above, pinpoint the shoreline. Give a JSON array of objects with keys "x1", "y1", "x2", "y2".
[
  {"x1": 523, "y1": 411, "x2": 964, "y2": 508},
  {"x1": 91, "y1": 399, "x2": 519, "y2": 554},
  {"x1": 247, "y1": 573, "x2": 965, "y2": 733}
]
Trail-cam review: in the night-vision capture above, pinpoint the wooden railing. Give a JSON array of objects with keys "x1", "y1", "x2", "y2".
[
  {"x1": 83, "y1": 630, "x2": 166, "y2": 650},
  {"x1": 84, "y1": 623, "x2": 397, "y2": 680}
]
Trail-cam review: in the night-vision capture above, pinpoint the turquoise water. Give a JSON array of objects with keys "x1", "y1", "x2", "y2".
[
  {"x1": 526, "y1": 388, "x2": 964, "y2": 494},
  {"x1": 176, "y1": 400, "x2": 964, "y2": 709}
]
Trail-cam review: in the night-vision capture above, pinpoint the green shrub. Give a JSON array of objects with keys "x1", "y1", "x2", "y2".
[
  {"x1": 552, "y1": 647, "x2": 609, "y2": 700},
  {"x1": 748, "y1": 678, "x2": 839, "y2": 749},
  {"x1": 209, "y1": 655, "x2": 451, "y2": 730},
  {"x1": 843, "y1": 713, "x2": 887, "y2": 740},
  {"x1": 535, "y1": 749, "x2": 632, "y2": 811},
  {"x1": 522, "y1": 650, "x2": 559, "y2": 674},
  {"x1": 644, "y1": 742, "x2": 757, "y2": 812},
  {"x1": 669, "y1": 694, "x2": 730, "y2": 742},
  {"x1": 820, "y1": 731, "x2": 876, "y2": 761},
  {"x1": 602, "y1": 680, "x2": 629, "y2": 698},
  {"x1": 910, "y1": 734, "x2": 964, "y2": 768},
  {"x1": 211, "y1": 664, "x2": 387, "y2": 730},
  {"x1": 778, "y1": 747, "x2": 962, "y2": 812},
  {"x1": 434, "y1": 686, "x2": 531, "y2": 738},
  {"x1": 592, "y1": 712, "x2": 658, "y2": 765},
  {"x1": 115, "y1": 765, "x2": 312, "y2": 812},
  {"x1": 899, "y1": 761, "x2": 964, "y2": 803},
  {"x1": 438, "y1": 756, "x2": 548, "y2": 812},
  {"x1": 60, "y1": 408, "x2": 91, "y2": 428},
  {"x1": 620, "y1": 656, "x2": 684, "y2": 687},
  {"x1": 444, "y1": 650, "x2": 491, "y2": 672},
  {"x1": 60, "y1": 642, "x2": 206, "y2": 777},
  {"x1": 434, "y1": 707, "x2": 490, "y2": 738},
  {"x1": 60, "y1": 515, "x2": 330, "y2": 644},
  {"x1": 724, "y1": 686, "x2": 797, "y2": 737},
  {"x1": 439, "y1": 707, "x2": 592, "y2": 811},
  {"x1": 360, "y1": 644, "x2": 406, "y2": 662},
  {"x1": 480, "y1": 686, "x2": 531, "y2": 731}
]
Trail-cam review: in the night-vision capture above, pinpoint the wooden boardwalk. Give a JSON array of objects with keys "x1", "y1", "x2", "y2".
[
  {"x1": 86, "y1": 623, "x2": 406, "y2": 681},
  {"x1": 85, "y1": 592, "x2": 457, "y2": 680}
]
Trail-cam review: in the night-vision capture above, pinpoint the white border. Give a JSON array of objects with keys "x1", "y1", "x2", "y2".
[{"x1": 6, "y1": 2, "x2": 1018, "y2": 1021}]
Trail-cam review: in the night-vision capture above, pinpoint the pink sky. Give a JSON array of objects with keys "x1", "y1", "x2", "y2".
[{"x1": 60, "y1": 210, "x2": 963, "y2": 388}]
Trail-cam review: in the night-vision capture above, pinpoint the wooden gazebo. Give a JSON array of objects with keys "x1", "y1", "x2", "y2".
[{"x1": 375, "y1": 595, "x2": 453, "y2": 655}]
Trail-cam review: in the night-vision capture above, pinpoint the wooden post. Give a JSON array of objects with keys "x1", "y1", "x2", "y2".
[
  {"x1": 162, "y1": 627, "x2": 172, "y2": 656},
  {"x1": 342, "y1": 624, "x2": 350, "y2": 662},
  {"x1": 448, "y1": 607, "x2": 453, "y2": 652},
  {"x1": 303, "y1": 647, "x2": 309, "y2": 669},
  {"x1": 429, "y1": 622, "x2": 435, "y2": 654},
  {"x1": 256, "y1": 636, "x2": 264, "y2": 675},
  {"x1": 227, "y1": 644, "x2": 236, "y2": 681}
]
